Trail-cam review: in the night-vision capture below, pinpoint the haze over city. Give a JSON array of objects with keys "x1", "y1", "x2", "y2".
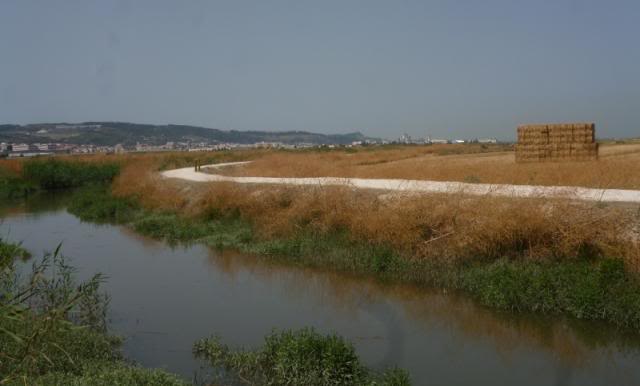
[{"x1": 1, "y1": 0, "x2": 639, "y2": 139}]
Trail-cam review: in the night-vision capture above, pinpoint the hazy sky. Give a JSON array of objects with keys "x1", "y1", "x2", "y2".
[{"x1": 1, "y1": 1, "x2": 639, "y2": 139}]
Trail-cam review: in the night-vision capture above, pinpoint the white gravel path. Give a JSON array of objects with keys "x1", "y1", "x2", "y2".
[{"x1": 161, "y1": 161, "x2": 640, "y2": 204}]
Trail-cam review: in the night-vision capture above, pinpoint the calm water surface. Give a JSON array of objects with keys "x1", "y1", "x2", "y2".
[{"x1": 2, "y1": 195, "x2": 640, "y2": 385}]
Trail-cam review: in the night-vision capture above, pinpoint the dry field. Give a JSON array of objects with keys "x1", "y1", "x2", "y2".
[
  {"x1": 113, "y1": 146, "x2": 640, "y2": 270},
  {"x1": 213, "y1": 143, "x2": 640, "y2": 190}
]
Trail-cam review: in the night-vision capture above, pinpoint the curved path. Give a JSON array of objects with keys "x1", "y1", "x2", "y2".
[{"x1": 161, "y1": 162, "x2": 640, "y2": 204}]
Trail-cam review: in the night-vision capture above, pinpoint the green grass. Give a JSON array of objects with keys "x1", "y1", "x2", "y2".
[
  {"x1": 16, "y1": 364, "x2": 188, "y2": 386},
  {"x1": 64, "y1": 185, "x2": 640, "y2": 330},
  {"x1": 0, "y1": 237, "x2": 31, "y2": 267},
  {"x1": 0, "y1": 159, "x2": 121, "y2": 201},
  {"x1": 0, "y1": 167, "x2": 37, "y2": 199},
  {"x1": 67, "y1": 184, "x2": 140, "y2": 224},
  {"x1": 22, "y1": 159, "x2": 121, "y2": 190},
  {"x1": 0, "y1": 177, "x2": 37, "y2": 199},
  {"x1": 193, "y1": 328, "x2": 410, "y2": 386},
  {"x1": 0, "y1": 237, "x2": 188, "y2": 385},
  {"x1": 460, "y1": 258, "x2": 640, "y2": 325},
  {"x1": 1, "y1": 243, "x2": 123, "y2": 383},
  {"x1": 0, "y1": 249, "x2": 181, "y2": 386}
]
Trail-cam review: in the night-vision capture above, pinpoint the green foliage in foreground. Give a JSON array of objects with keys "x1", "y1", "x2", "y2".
[
  {"x1": 194, "y1": 328, "x2": 410, "y2": 386},
  {"x1": 0, "y1": 240, "x2": 187, "y2": 385},
  {"x1": 0, "y1": 237, "x2": 30, "y2": 267},
  {"x1": 66, "y1": 186, "x2": 640, "y2": 330},
  {"x1": 16, "y1": 364, "x2": 188, "y2": 386}
]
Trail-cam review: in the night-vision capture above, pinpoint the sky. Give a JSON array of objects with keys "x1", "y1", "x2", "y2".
[{"x1": 1, "y1": 0, "x2": 639, "y2": 140}]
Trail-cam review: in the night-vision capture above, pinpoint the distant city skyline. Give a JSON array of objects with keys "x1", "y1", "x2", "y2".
[{"x1": 1, "y1": 1, "x2": 639, "y2": 140}]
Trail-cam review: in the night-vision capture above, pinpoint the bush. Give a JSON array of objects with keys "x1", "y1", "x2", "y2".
[
  {"x1": 22, "y1": 364, "x2": 188, "y2": 386},
  {"x1": 0, "y1": 238, "x2": 30, "y2": 268},
  {"x1": 0, "y1": 241, "x2": 187, "y2": 385},
  {"x1": 68, "y1": 185, "x2": 140, "y2": 223},
  {"x1": 0, "y1": 247, "x2": 113, "y2": 381},
  {"x1": 22, "y1": 159, "x2": 120, "y2": 190},
  {"x1": 461, "y1": 258, "x2": 640, "y2": 328},
  {"x1": 0, "y1": 176, "x2": 37, "y2": 199},
  {"x1": 193, "y1": 328, "x2": 410, "y2": 386}
]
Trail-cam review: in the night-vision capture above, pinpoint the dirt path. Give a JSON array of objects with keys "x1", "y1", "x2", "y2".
[{"x1": 161, "y1": 162, "x2": 640, "y2": 203}]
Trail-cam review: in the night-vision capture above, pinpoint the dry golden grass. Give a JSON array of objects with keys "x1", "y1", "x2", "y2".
[
  {"x1": 201, "y1": 184, "x2": 638, "y2": 265},
  {"x1": 111, "y1": 151, "x2": 640, "y2": 270},
  {"x1": 0, "y1": 158, "x2": 23, "y2": 176},
  {"x1": 112, "y1": 156, "x2": 190, "y2": 211},
  {"x1": 214, "y1": 143, "x2": 640, "y2": 189}
]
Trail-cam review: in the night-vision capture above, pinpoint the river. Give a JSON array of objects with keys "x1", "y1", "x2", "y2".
[{"x1": 1, "y1": 194, "x2": 639, "y2": 385}]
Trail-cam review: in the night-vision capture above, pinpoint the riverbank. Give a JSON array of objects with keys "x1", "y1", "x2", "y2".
[{"x1": 67, "y1": 184, "x2": 640, "y2": 329}]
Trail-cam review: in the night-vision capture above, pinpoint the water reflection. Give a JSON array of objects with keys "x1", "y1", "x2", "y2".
[
  {"x1": 207, "y1": 250, "x2": 637, "y2": 370},
  {"x1": 0, "y1": 191, "x2": 73, "y2": 217}
]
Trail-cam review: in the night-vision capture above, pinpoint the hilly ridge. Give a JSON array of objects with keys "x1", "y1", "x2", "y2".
[{"x1": 0, "y1": 122, "x2": 371, "y2": 146}]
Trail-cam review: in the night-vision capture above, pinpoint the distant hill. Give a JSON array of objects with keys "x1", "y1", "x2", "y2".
[{"x1": 0, "y1": 122, "x2": 372, "y2": 146}]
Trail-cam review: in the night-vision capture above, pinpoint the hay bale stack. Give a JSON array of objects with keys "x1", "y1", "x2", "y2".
[{"x1": 515, "y1": 123, "x2": 598, "y2": 163}]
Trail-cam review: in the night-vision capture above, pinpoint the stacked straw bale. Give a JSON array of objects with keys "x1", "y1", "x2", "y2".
[{"x1": 515, "y1": 123, "x2": 598, "y2": 162}]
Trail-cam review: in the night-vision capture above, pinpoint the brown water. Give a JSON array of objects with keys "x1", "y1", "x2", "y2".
[{"x1": 2, "y1": 196, "x2": 640, "y2": 385}]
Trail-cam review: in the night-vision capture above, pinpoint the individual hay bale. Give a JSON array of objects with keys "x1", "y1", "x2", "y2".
[
  {"x1": 571, "y1": 143, "x2": 597, "y2": 151},
  {"x1": 570, "y1": 143, "x2": 598, "y2": 160}
]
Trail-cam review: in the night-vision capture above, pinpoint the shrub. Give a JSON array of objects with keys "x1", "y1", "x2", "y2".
[
  {"x1": 193, "y1": 328, "x2": 410, "y2": 385},
  {"x1": 0, "y1": 176, "x2": 37, "y2": 199},
  {"x1": 23, "y1": 364, "x2": 188, "y2": 386},
  {"x1": 68, "y1": 185, "x2": 140, "y2": 223},
  {"x1": 22, "y1": 159, "x2": 120, "y2": 190},
  {"x1": 0, "y1": 246, "x2": 113, "y2": 381},
  {"x1": 0, "y1": 241, "x2": 187, "y2": 385},
  {"x1": 0, "y1": 238, "x2": 30, "y2": 268},
  {"x1": 460, "y1": 258, "x2": 640, "y2": 328}
]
